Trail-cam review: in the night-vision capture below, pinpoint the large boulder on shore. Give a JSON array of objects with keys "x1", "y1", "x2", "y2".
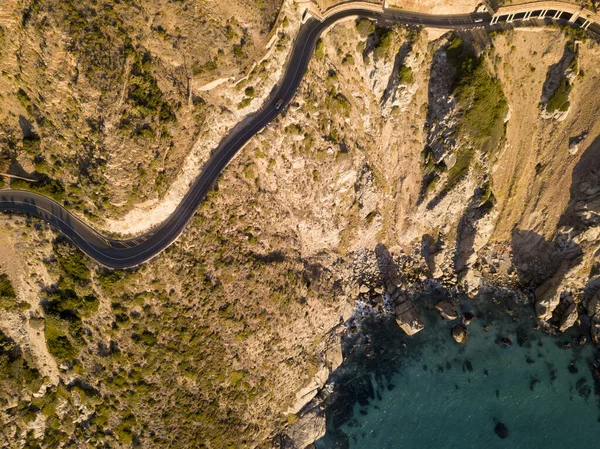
[
  {"x1": 452, "y1": 324, "x2": 468, "y2": 344},
  {"x1": 435, "y1": 300, "x2": 458, "y2": 320},
  {"x1": 535, "y1": 292, "x2": 560, "y2": 322},
  {"x1": 559, "y1": 302, "x2": 578, "y2": 332},
  {"x1": 390, "y1": 288, "x2": 424, "y2": 335}
]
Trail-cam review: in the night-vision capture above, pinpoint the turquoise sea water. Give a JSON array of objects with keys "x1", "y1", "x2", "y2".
[{"x1": 316, "y1": 290, "x2": 600, "y2": 449}]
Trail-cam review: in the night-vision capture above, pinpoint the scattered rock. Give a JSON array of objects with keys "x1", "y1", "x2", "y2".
[
  {"x1": 435, "y1": 300, "x2": 458, "y2": 320},
  {"x1": 558, "y1": 302, "x2": 578, "y2": 332},
  {"x1": 494, "y1": 422, "x2": 509, "y2": 439},
  {"x1": 452, "y1": 324, "x2": 468, "y2": 344},
  {"x1": 483, "y1": 325, "x2": 490, "y2": 332},
  {"x1": 462, "y1": 312, "x2": 475, "y2": 325}
]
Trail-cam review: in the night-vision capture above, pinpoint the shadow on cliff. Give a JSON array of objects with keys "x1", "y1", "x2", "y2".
[
  {"x1": 510, "y1": 135, "x2": 600, "y2": 292},
  {"x1": 558, "y1": 133, "x2": 600, "y2": 231}
]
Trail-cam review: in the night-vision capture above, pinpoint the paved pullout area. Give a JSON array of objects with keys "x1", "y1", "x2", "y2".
[{"x1": 0, "y1": 5, "x2": 597, "y2": 268}]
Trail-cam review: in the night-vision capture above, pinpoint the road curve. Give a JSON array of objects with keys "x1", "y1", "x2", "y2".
[{"x1": 0, "y1": 7, "x2": 595, "y2": 268}]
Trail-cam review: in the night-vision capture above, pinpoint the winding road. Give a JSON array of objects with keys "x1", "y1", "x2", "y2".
[{"x1": 0, "y1": 6, "x2": 596, "y2": 268}]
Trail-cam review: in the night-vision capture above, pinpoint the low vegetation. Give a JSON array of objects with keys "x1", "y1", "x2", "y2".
[
  {"x1": 438, "y1": 36, "x2": 507, "y2": 196},
  {"x1": 546, "y1": 78, "x2": 572, "y2": 113}
]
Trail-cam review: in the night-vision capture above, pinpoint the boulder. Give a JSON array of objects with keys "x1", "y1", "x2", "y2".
[
  {"x1": 499, "y1": 337, "x2": 512, "y2": 347},
  {"x1": 558, "y1": 302, "x2": 578, "y2": 332},
  {"x1": 435, "y1": 300, "x2": 458, "y2": 320},
  {"x1": 494, "y1": 422, "x2": 509, "y2": 439},
  {"x1": 452, "y1": 324, "x2": 468, "y2": 344}
]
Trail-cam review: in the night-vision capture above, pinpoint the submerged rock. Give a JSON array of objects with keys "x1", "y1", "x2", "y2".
[
  {"x1": 452, "y1": 324, "x2": 468, "y2": 344},
  {"x1": 435, "y1": 300, "x2": 458, "y2": 320},
  {"x1": 494, "y1": 422, "x2": 509, "y2": 439}
]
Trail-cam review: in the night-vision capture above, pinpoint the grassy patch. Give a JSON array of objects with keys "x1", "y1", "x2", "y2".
[
  {"x1": 399, "y1": 65, "x2": 414, "y2": 85},
  {"x1": 438, "y1": 36, "x2": 507, "y2": 194},
  {"x1": 315, "y1": 39, "x2": 325, "y2": 59}
]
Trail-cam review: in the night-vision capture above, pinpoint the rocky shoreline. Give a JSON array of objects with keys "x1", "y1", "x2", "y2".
[{"x1": 277, "y1": 266, "x2": 600, "y2": 448}]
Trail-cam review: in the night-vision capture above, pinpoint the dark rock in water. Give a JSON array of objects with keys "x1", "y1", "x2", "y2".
[
  {"x1": 446, "y1": 362, "x2": 451, "y2": 370},
  {"x1": 495, "y1": 389, "x2": 500, "y2": 398},
  {"x1": 568, "y1": 363, "x2": 578, "y2": 374},
  {"x1": 499, "y1": 337, "x2": 512, "y2": 347},
  {"x1": 423, "y1": 364, "x2": 428, "y2": 372},
  {"x1": 387, "y1": 383, "x2": 395, "y2": 391},
  {"x1": 463, "y1": 360, "x2": 473, "y2": 372},
  {"x1": 462, "y1": 312, "x2": 475, "y2": 325},
  {"x1": 516, "y1": 328, "x2": 530, "y2": 347},
  {"x1": 494, "y1": 422, "x2": 509, "y2": 439},
  {"x1": 452, "y1": 324, "x2": 468, "y2": 344},
  {"x1": 483, "y1": 369, "x2": 489, "y2": 376},
  {"x1": 359, "y1": 409, "x2": 368, "y2": 416},
  {"x1": 529, "y1": 377, "x2": 540, "y2": 391},
  {"x1": 525, "y1": 356, "x2": 535, "y2": 364}
]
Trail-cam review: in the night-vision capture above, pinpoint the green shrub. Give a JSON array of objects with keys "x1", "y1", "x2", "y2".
[
  {"x1": 55, "y1": 247, "x2": 90, "y2": 283},
  {"x1": 374, "y1": 29, "x2": 392, "y2": 60},
  {"x1": 0, "y1": 274, "x2": 15, "y2": 298},
  {"x1": 356, "y1": 19, "x2": 375, "y2": 38},
  {"x1": 22, "y1": 135, "x2": 41, "y2": 154},
  {"x1": 45, "y1": 316, "x2": 78, "y2": 361}
]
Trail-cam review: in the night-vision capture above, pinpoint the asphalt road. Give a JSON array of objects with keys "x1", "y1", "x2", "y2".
[{"x1": 0, "y1": 8, "x2": 594, "y2": 268}]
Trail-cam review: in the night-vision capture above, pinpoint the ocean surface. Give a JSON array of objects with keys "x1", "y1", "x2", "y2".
[{"x1": 316, "y1": 289, "x2": 600, "y2": 449}]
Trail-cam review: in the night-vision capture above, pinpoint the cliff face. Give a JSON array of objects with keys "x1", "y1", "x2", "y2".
[{"x1": 2, "y1": 4, "x2": 600, "y2": 449}]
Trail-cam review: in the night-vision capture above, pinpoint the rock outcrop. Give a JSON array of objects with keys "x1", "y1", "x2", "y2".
[
  {"x1": 559, "y1": 301, "x2": 578, "y2": 332},
  {"x1": 280, "y1": 408, "x2": 326, "y2": 449},
  {"x1": 534, "y1": 275, "x2": 563, "y2": 322}
]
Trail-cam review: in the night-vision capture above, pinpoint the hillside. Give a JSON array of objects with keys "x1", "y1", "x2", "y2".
[{"x1": 1, "y1": 1, "x2": 600, "y2": 448}]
